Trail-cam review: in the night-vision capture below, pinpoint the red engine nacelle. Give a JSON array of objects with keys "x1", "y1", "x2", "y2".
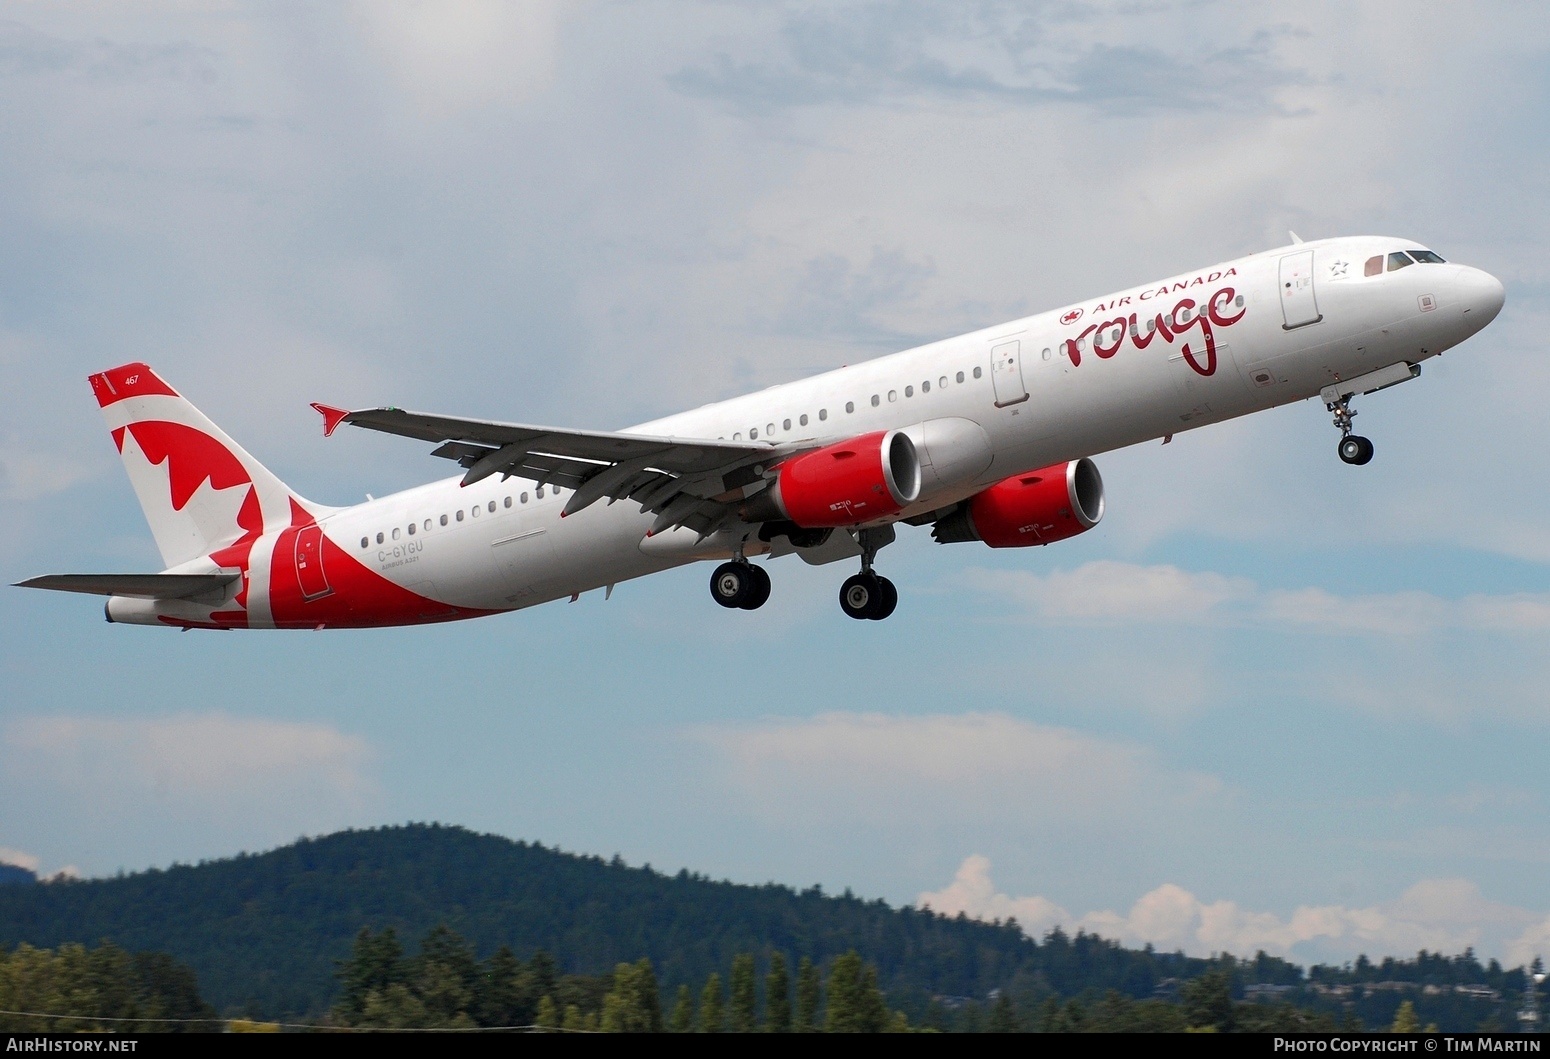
[
  {"x1": 934, "y1": 458, "x2": 1104, "y2": 548},
  {"x1": 745, "y1": 429, "x2": 922, "y2": 528}
]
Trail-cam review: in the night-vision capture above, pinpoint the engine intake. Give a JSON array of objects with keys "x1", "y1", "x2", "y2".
[
  {"x1": 744, "y1": 430, "x2": 921, "y2": 528},
  {"x1": 933, "y1": 458, "x2": 1104, "y2": 547}
]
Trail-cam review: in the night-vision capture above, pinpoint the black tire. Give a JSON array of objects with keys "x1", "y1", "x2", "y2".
[
  {"x1": 840, "y1": 573, "x2": 881, "y2": 620},
  {"x1": 869, "y1": 576, "x2": 898, "y2": 620},
  {"x1": 1338, "y1": 435, "x2": 1374, "y2": 465},
  {"x1": 710, "y1": 562, "x2": 752, "y2": 609},
  {"x1": 739, "y1": 563, "x2": 772, "y2": 610}
]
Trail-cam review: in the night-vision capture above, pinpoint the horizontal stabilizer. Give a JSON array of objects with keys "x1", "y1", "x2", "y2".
[{"x1": 14, "y1": 573, "x2": 238, "y2": 600}]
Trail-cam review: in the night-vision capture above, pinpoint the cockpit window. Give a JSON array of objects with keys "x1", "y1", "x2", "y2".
[
  {"x1": 1364, "y1": 256, "x2": 1383, "y2": 277},
  {"x1": 1409, "y1": 249, "x2": 1446, "y2": 263},
  {"x1": 1387, "y1": 252, "x2": 1414, "y2": 272}
]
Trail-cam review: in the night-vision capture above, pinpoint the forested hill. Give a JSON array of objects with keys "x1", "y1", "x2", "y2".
[{"x1": 0, "y1": 824, "x2": 1223, "y2": 1017}]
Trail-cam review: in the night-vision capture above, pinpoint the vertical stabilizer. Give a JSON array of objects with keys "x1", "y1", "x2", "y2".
[{"x1": 90, "y1": 363, "x2": 326, "y2": 569}]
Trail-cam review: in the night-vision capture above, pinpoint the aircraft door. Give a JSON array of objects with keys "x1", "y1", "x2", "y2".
[
  {"x1": 293, "y1": 524, "x2": 332, "y2": 600},
  {"x1": 990, "y1": 340, "x2": 1029, "y2": 407},
  {"x1": 492, "y1": 522, "x2": 559, "y2": 600},
  {"x1": 1278, "y1": 250, "x2": 1322, "y2": 329}
]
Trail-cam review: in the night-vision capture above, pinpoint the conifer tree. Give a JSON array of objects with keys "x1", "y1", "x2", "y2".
[
  {"x1": 795, "y1": 956, "x2": 821, "y2": 1032},
  {"x1": 730, "y1": 953, "x2": 757, "y2": 1032},
  {"x1": 535, "y1": 995, "x2": 559, "y2": 1031},
  {"x1": 765, "y1": 951, "x2": 792, "y2": 1033},
  {"x1": 600, "y1": 958, "x2": 662, "y2": 1033},
  {"x1": 669, "y1": 984, "x2": 695, "y2": 1033},
  {"x1": 989, "y1": 990, "x2": 1018, "y2": 1033},
  {"x1": 825, "y1": 951, "x2": 873, "y2": 1032},
  {"x1": 699, "y1": 972, "x2": 725, "y2": 1032},
  {"x1": 1391, "y1": 1000, "x2": 1420, "y2": 1034}
]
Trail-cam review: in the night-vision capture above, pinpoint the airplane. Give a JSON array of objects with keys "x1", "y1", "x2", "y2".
[{"x1": 16, "y1": 235, "x2": 1504, "y2": 628}]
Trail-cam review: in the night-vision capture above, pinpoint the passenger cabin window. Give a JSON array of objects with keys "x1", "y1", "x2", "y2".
[
  {"x1": 871, "y1": 395, "x2": 880, "y2": 407},
  {"x1": 536, "y1": 487, "x2": 545, "y2": 498},
  {"x1": 1364, "y1": 255, "x2": 1384, "y2": 277},
  {"x1": 504, "y1": 496, "x2": 512, "y2": 509},
  {"x1": 819, "y1": 408, "x2": 828, "y2": 421},
  {"x1": 749, "y1": 427, "x2": 758, "y2": 439},
  {"x1": 956, "y1": 371, "x2": 965, "y2": 383},
  {"x1": 392, "y1": 527, "x2": 400, "y2": 540},
  {"x1": 471, "y1": 505, "x2": 479, "y2": 517},
  {"x1": 767, "y1": 423, "x2": 775, "y2": 435},
  {"x1": 488, "y1": 501, "x2": 496, "y2": 513},
  {"x1": 376, "y1": 532, "x2": 384, "y2": 544},
  {"x1": 1043, "y1": 347, "x2": 1052, "y2": 360},
  {"x1": 799, "y1": 414, "x2": 808, "y2": 426},
  {"x1": 845, "y1": 402, "x2": 854, "y2": 413},
  {"x1": 973, "y1": 366, "x2": 983, "y2": 378},
  {"x1": 904, "y1": 385, "x2": 913, "y2": 397},
  {"x1": 940, "y1": 375, "x2": 949, "y2": 388},
  {"x1": 1388, "y1": 251, "x2": 1414, "y2": 272},
  {"x1": 361, "y1": 537, "x2": 369, "y2": 549},
  {"x1": 407, "y1": 523, "x2": 415, "y2": 535},
  {"x1": 921, "y1": 380, "x2": 930, "y2": 393},
  {"x1": 440, "y1": 514, "x2": 448, "y2": 526},
  {"x1": 783, "y1": 418, "x2": 792, "y2": 430},
  {"x1": 456, "y1": 510, "x2": 464, "y2": 522},
  {"x1": 1410, "y1": 249, "x2": 1446, "y2": 263},
  {"x1": 888, "y1": 390, "x2": 897, "y2": 402},
  {"x1": 521, "y1": 492, "x2": 529, "y2": 503},
  {"x1": 424, "y1": 519, "x2": 431, "y2": 531}
]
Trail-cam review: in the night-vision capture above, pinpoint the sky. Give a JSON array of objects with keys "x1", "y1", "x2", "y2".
[{"x1": 2, "y1": 0, "x2": 1549, "y2": 970}]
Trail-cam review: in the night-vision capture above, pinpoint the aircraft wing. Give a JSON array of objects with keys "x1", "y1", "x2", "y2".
[
  {"x1": 316, "y1": 404, "x2": 796, "y2": 537},
  {"x1": 14, "y1": 573, "x2": 238, "y2": 599}
]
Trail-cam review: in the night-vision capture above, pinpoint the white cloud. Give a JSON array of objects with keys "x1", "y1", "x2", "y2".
[
  {"x1": 970, "y1": 561, "x2": 1550, "y2": 638},
  {"x1": 919, "y1": 856, "x2": 1550, "y2": 966},
  {"x1": 0, "y1": 847, "x2": 40, "y2": 872},
  {"x1": 689, "y1": 711, "x2": 1220, "y2": 827},
  {"x1": 350, "y1": 0, "x2": 564, "y2": 113},
  {"x1": 7, "y1": 713, "x2": 373, "y2": 801}
]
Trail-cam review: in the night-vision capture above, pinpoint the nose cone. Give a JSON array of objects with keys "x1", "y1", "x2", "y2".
[{"x1": 1458, "y1": 267, "x2": 1505, "y2": 329}]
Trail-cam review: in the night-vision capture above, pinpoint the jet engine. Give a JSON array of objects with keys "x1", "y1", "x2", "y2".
[
  {"x1": 744, "y1": 430, "x2": 921, "y2": 528},
  {"x1": 933, "y1": 458, "x2": 1104, "y2": 547}
]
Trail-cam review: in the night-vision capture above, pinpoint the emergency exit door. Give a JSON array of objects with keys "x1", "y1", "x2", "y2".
[
  {"x1": 293, "y1": 524, "x2": 333, "y2": 600},
  {"x1": 991, "y1": 340, "x2": 1028, "y2": 407},
  {"x1": 1278, "y1": 250, "x2": 1322, "y2": 329}
]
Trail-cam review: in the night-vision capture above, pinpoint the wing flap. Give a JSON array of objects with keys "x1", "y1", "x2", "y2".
[
  {"x1": 14, "y1": 573, "x2": 239, "y2": 600},
  {"x1": 328, "y1": 404, "x2": 806, "y2": 531}
]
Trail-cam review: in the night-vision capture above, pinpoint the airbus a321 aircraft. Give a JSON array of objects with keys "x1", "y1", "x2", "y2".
[{"x1": 18, "y1": 236, "x2": 1504, "y2": 628}]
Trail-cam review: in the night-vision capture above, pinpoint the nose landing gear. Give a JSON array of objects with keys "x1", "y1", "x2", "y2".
[
  {"x1": 709, "y1": 560, "x2": 771, "y2": 610},
  {"x1": 839, "y1": 526, "x2": 898, "y2": 621},
  {"x1": 1329, "y1": 394, "x2": 1374, "y2": 466}
]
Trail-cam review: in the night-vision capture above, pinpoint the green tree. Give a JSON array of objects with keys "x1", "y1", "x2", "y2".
[
  {"x1": 989, "y1": 990, "x2": 1018, "y2": 1033},
  {"x1": 795, "y1": 956, "x2": 821, "y2": 1031},
  {"x1": 599, "y1": 959, "x2": 661, "y2": 1033},
  {"x1": 765, "y1": 951, "x2": 791, "y2": 1032},
  {"x1": 360, "y1": 982, "x2": 427, "y2": 1028},
  {"x1": 414, "y1": 925, "x2": 477, "y2": 1026},
  {"x1": 699, "y1": 971, "x2": 725, "y2": 1032},
  {"x1": 333, "y1": 927, "x2": 405, "y2": 1025},
  {"x1": 1391, "y1": 1000, "x2": 1420, "y2": 1033},
  {"x1": 535, "y1": 994, "x2": 559, "y2": 1031},
  {"x1": 824, "y1": 951, "x2": 888, "y2": 1033},
  {"x1": 1182, "y1": 970, "x2": 1235, "y2": 1032},
  {"x1": 669, "y1": 984, "x2": 695, "y2": 1033},
  {"x1": 475, "y1": 945, "x2": 522, "y2": 1026},
  {"x1": 730, "y1": 953, "x2": 757, "y2": 1032}
]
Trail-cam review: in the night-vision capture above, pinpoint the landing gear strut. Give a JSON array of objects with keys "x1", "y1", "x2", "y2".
[
  {"x1": 1328, "y1": 394, "x2": 1374, "y2": 466},
  {"x1": 839, "y1": 528, "x2": 898, "y2": 621},
  {"x1": 709, "y1": 560, "x2": 771, "y2": 610}
]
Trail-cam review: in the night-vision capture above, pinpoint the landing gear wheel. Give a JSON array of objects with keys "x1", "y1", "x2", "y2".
[
  {"x1": 840, "y1": 573, "x2": 882, "y2": 620},
  {"x1": 1338, "y1": 435, "x2": 1374, "y2": 466},
  {"x1": 739, "y1": 563, "x2": 772, "y2": 610},
  {"x1": 710, "y1": 562, "x2": 753, "y2": 609},
  {"x1": 870, "y1": 576, "x2": 898, "y2": 621}
]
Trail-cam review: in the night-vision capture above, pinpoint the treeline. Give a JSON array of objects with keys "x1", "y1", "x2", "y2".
[
  {"x1": 1309, "y1": 948, "x2": 1533, "y2": 993},
  {"x1": 332, "y1": 926, "x2": 907, "y2": 1032},
  {"x1": 0, "y1": 941, "x2": 215, "y2": 1032}
]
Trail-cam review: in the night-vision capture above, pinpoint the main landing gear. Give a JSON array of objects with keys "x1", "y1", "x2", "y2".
[
  {"x1": 709, "y1": 559, "x2": 771, "y2": 610},
  {"x1": 839, "y1": 527, "x2": 898, "y2": 621},
  {"x1": 1328, "y1": 393, "x2": 1374, "y2": 466}
]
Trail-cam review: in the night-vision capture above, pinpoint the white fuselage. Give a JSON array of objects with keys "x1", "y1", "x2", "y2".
[{"x1": 221, "y1": 236, "x2": 1502, "y2": 626}]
